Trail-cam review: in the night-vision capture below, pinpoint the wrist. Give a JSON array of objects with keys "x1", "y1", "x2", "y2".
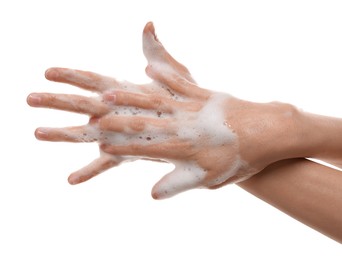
[
  {"x1": 259, "y1": 102, "x2": 304, "y2": 164},
  {"x1": 225, "y1": 99, "x2": 302, "y2": 171}
]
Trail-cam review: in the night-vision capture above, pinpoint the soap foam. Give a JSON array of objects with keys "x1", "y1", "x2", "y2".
[
  {"x1": 175, "y1": 93, "x2": 236, "y2": 145},
  {"x1": 55, "y1": 91, "x2": 244, "y2": 198},
  {"x1": 152, "y1": 160, "x2": 206, "y2": 199}
]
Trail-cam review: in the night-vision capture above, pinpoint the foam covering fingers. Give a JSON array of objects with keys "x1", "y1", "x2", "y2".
[
  {"x1": 105, "y1": 91, "x2": 174, "y2": 113},
  {"x1": 68, "y1": 154, "x2": 121, "y2": 184},
  {"x1": 101, "y1": 141, "x2": 191, "y2": 159},
  {"x1": 99, "y1": 114, "x2": 172, "y2": 133},
  {"x1": 151, "y1": 164, "x2": 204, "y2": 199}
]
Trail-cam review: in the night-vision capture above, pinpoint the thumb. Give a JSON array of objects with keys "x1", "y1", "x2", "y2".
[
  {"x1": 142, "y1": 21, "x2": 165, "y2": 63},
  {"x1": 142, "y1": 22, "x2": 196, "y2": 83},
  {"x1": 151, "y1": 162, "x2": 205, "y2": 200}
]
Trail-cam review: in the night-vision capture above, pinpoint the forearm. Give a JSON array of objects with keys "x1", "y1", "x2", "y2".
[
  {"x1": 237, "y1": 158, "x2": 342, "y2": 243},
  {"x1": 298, "y1": 112, "x2": 342, "y2": 167}
]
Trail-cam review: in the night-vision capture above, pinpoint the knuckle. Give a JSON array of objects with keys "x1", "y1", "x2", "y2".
[
  {"x1": 175, "y1": 76, "x2": 189, "y2": 88},
  {"x1": 98, "y1": 117, "x2": 111, "y2": 131},
  {"x1": 150, "y1": 95, "x2": 163, "y2": 108},
  {"x1": 114, "y1": 91, "x2": 126, "y2": 105},
  {"x1": 44, "y1": 94, "x2": 56, "y2": 106},
  {"x1": 130, "y1": 118, "x2": 146, "y2": 132},
  {"x1": 77, "y1": 98, "x2": 90, "y2": 109}
]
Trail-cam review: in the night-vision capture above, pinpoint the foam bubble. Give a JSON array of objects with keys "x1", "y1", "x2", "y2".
[{"x1": 176, "y1": 93, "x2": 236, "y2": 146}]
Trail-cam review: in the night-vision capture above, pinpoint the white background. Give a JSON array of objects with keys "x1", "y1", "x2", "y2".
[{"x1": 1, "y1": 0, "x2": 341, "y2": 259}]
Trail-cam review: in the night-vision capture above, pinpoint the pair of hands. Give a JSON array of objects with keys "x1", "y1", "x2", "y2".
[{"x1": 27, "y1": 22, "x2": 296, "y2": 199}]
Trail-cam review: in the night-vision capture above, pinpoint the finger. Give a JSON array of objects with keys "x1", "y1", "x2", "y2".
[
  {"x1": 101, "y1": 141, "x2": 192, "y2": 159},
  {"x1": 104, "y1": 90, "x2": 202, "y2": 114},
  {"x1": 150, "y1": 72, "x2": 210, "y2": 99},
  {"x1": 151, "y1": 163, "x2": 204, "y2": 199},
  {"x1": 68, "y1": 154, "x2": 121, "y2": 184},
  {"x1": 103, "y1": 91, "x2": 176, "y2": 113},
  {"x1": 142, "y1": 22, "x2": 196, "y2": 83},
  {"x1": 117, "y1": 82, "x2": 205, "y2": 110},
  {"x1": 45, "y1": 67, "x2": 120, "y2": 93},
  {"x1": 99, "y1": 114, "x2": 173, "y2": 133},
  {"x1": 35, "y1": 125, "x2": 98, "y2": 142},
  {"x1": 27, "y1": 93, "x2": 110, "y2": 117}
]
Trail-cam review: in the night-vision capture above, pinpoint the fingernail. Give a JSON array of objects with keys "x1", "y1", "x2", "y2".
[
  {"x1": 151, "y1": 191, "x2": 160, "y2": 200},
  {"x1": 45, "y1": 68, "x2": 59, "y2": 80},
  {"x1": 68, "y1": 176, "x2": 79, "y2": 185},
  {"x1": 35, "y1": 128, "x2": 49, "y2": 140},
  {"x1": 27, "y1": 94, "x2": 41, "y2": 106}
]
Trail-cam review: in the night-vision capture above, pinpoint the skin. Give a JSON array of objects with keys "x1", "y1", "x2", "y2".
[
  {"x1": 238, "y1": 159, "x2": 342, "y2": 243},
  {"x1": 27, "y1": 22, "x2": 342, "y2": 241}
]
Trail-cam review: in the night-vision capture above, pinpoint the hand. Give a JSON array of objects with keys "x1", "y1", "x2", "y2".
[{"x1": 27, "y1": 22, "x2": 299, "y2": 199}]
